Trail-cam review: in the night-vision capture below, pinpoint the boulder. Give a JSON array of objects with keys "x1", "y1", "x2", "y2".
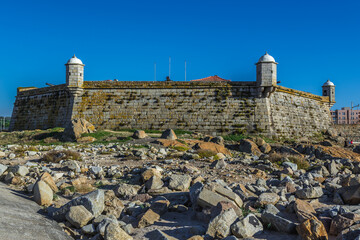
[
  {"x1": 132, "y1": 130, "x2": 148, "y2": 139},
  {"x1": 145, "y1": 176, "x2": 164, "y2": 190},
  {"x1": 206, "y1": 208, "x2": 238, "y2": 238},
  {"x1": 38, "y1": 172, "x2": 58, "y2": 193},
  {"x1": 211, "y1": 136, "x2": 224, "y2": 146},
  {"x1": 210, "y1": 159, "x2": 227, "y2": 169},
  {"x1": 33, "y1": 180, "x2": 53, "y2": 206},
  {"x1": 294, "y1": 199, "x2": 316, "y2": 222},
  {"x1": 296, "y1": 186, "x2": 323, "y2": 199},
  {"x1": 338, "y1": 184, "x2": 360, "y2": 204},
  {"x1": 105, "y1": 222, "x2": 133, "y2": 240},
  {"x1": 142, "y1": 168, "x2": 162, "y2": 182},
  {"x1": 168, "y1": 174, "x2": 192, "y2": 191},
  {"x1": 255, "y1": 192, "x2": 280, "y2": 207},
  {"x1": 197, "y1": 188, "x2": 234, "y2": 208},
  {"x1": 66, "y1": 205, "x2": 93, "y2": 228},
  {"x1": 147, "y1": 229, "x2": 178, "y2": 240},
  {"x1": 236, "y1": 139, "x2": 262, "y2": 156},
  {"x1": 52, "y1": 189, "x2": 105, "y2": 221},
  {"x1": 0, "y1": 164, "x2": 8, "y2": 176},
  {"x1": 193, "y1": 142, "x2": 231, "y2": 156},
  {"x1": 211, "y1": 184, "x2": 243, "y2": 208},
  {"x1": 231, "y1": 213, "x2": 263, "y2": 238},
  {"x1": 259, "y1": 143, "x2": 271, "y2": 154},
  {"x1": 137, "y1": 209, "x2": 160, "y2": 228},
  {"x1": 296, "y1": 217, "x2": 328, "y2": 240},
  {"x1": 103, "y1": 190, "x2": 124, "y2": 218},
  {"x1": 161, "y1": 129, "x2": 177, "y2": 140},
  {"x1": 10, "y1": 165, "x2": 29, "y2": 177},
  {"x1": 63, "y1": 118, "x2": 96, "y2": 141},
  {"x1": 261, "y1": 212, "x2": 296, "y2": 233},
  {"x1": 330, "y1": 212, "x2": 360, "y2": 236},
  {"x1": 115, "y1": 183, "x2": 140, "y2": 199}
]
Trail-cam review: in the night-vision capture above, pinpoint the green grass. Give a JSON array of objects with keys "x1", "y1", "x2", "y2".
[
  {"x1": 82, "y1": 131, "x2": 112, "y2": 139},
  {"x1": 132, "y1": 145, "x2": 149, "y2": 149},
  {"x1": 170, "y1": 146, "x2": 190, "y2": 152},
  {"x1": 173, "y1": 129, "x2": 192, "y2": 135},
  {"x1": 197, "y1": 149, "x2": 217, "y2": 158},
  {"x1": 222, "y1": 134, "x2": 248, "y2": 141}
]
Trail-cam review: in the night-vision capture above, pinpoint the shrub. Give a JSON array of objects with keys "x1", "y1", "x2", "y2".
[
  {"x1": 268, "y1": 152, "x2": 309, "y2": 170},
  {"x1": 171, "y1": 146, "x2": 190, "y2": 152},
  {"x1": 42, "y1": 150, "x2": 81, "y2": 163}
]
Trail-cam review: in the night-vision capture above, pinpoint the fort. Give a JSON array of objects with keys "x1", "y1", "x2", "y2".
[{"x1": 9, "y1": 53, "x2": 335, "y2": 138}]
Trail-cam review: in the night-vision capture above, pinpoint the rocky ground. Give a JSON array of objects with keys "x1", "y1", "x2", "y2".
[{"x1": 2, "y1": 120, "x2": 360, "y2": 240}]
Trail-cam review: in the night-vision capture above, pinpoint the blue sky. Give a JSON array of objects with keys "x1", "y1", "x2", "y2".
[{"x1": 0, "y1": 0, "x2": 359, "y2": 116}]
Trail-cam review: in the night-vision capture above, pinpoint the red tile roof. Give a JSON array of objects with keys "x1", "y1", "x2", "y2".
[{"x1": 190, "y1": 75, "x2": 231, "y2": 82}]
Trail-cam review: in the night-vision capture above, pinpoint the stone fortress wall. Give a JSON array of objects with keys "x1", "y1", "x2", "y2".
[{"x1": 9, "y1": 53, "x2": 335, "y2": 138}]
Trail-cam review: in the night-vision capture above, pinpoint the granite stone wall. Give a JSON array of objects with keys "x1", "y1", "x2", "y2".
[
  {"x1": 9, "y1": 85, "x2": 73, "y2": 131},
  {"x1": 9, "y1": 81, "x2": 333, "y2": 138}
]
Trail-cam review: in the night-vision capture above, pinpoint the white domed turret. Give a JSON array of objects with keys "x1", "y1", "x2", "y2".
[
  {"x1": 323, "y1": 79, "x2": 335, "y2": 87},
  {"x1": 256, "y1": 52, "x2": 278, "y2": 89},
  {"x1": 65, "y1": 54, "x2": 84, "y2": 88},
  {"x1": 67, "y1": 54, "x2": 83, "y2": 65},
  {"x1": 322, "y1": 79, "x2": 335, "y2": 104},
  {"x1": 257, "y1": 52, "x2": 276, "y2": 63}
]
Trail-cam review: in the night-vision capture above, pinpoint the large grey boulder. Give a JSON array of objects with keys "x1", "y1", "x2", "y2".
[
  {"x1": 63, "y1": 118, "x2": 96, "y2": 141},
  {"x1": 206, "y1": 208, "x2": 238, "y2": 238},
  {"x1": 114, "y1": 183, "x2": 140, "y2": 199},
  {"x1": 168, "y1": 174, "x2": 191, "y2": 191},
  {"x1": 33, "y1": 180, "x2": 53, "y2": 206},
  {"x1": 231, "y1": 213, "x2": 263, "y2": 238},
  {"x1": 66, "y1": 205, "x2": 93, "y2": 228},
  {"x1": 51, "y1": 189, "x2": 105, "y2": 221},
  {"x1": 295, "y1": 186, "x2": 323, "y2": 199},
  {"x1": 105, "y1": 222, "x2": 133, "y2": 240},
  {"x1": 9, "y1": 165, "x2": 29, "y2": 177},
  {"x1": 261, "y1": 212, "x2": 296, "y2": 233}
]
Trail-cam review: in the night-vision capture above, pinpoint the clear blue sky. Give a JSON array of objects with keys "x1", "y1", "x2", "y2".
[{"x1": 0, "y1": 0, "x2": 359, "y2": 116}]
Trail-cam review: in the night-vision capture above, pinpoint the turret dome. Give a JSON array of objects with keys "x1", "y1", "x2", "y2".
[
  {"x1": 258, "y1": 52, "x2": 276, "y2": 63},
  {"x1": 67, "y1": 55, "x2": 83, "y2": 64},
  {"x1": 323, "y1": 79, "x2": 335, "y2": 86}
]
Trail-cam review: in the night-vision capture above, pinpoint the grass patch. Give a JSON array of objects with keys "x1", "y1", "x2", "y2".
[
  {"x1": 197, "y1": 149, "x2": 217, "y2": 158},
  {"x1": 82, "y1": 131, "x2": 131, "y2": 144},
  {"x1": 174, "y1": 129, "x2": 192, "y2": 135},
  {"x1": 171, "y1": 146, "x2": 190, "y2": 152},
  {"x1": 82, "y1": 131, "x2": 112, "y2": 139},
  {"x1": 223, "y1": 134, "x2": 248, "y2": 142},
  {"x1": 132, "y1": 145, "x2": 149, "y2": 149},
  {"x1": 42, "y1": 150, "x2": 81, "y2": 163}
]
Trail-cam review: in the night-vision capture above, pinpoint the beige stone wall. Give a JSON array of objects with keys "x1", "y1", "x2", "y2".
[
  {"x1": 9, "y1": 85, "x2": 73, "y2": 131},
  {"x1": 9, "y1": 81, "x2": 333, "y2": 138}
]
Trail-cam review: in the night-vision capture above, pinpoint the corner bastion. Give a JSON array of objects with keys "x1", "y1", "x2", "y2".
[{"x1": 9, "y1": 53, "x2": 335, "y2": 138}]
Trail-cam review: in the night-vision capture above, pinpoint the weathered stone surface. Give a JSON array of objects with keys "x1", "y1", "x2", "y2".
[
  {"x1": 103, "y1": 190, "x2": 124, "y2": 218},
  {"x1": 52, "y1": 189, "x2": 104, "y2": 221},
  {"x1": 0, "y1": 182, "x2": 72, "y2": 240},
  {"x1": 296, "y1": 217, "x2": 328, "y2": 240},
  {"x1": 255, "y1": 192, "x2": 280, "y2": 207},
  {"x1": 132, "y1": 130, "x2": 148, "y2": 139},
  {"x1": 63, "y1": 118, "x2": 96, "y2": 141},
  {"x1": 211, "y1": 184, "x2": 243, "y2": 208},
  {"x1": 105, "y1": 222, "x2": 133, "y2": 240},
  {"x1": 137, "y1": 209, "x2": 160, "y2": 228},
  {"x1": 206, "y1": 208, "x2": 237, "y2": 238},
  {"x1": 210, "y1": 201, "x2": 242, "y2": 219},
  {"x1": 193, "y1": 142, "x2": 231, "y2": 156},
  {"x1": 294, "y1": 199, "x2": 316, "y2": 222},
  {"x1": 0, "y1": 164, "x2": 8, "y2": 176},
  {"x1": 115, "y1": 183, "x2": 140, "y2": 199},
  {"x1": 231, "y1": 213, "x2": 263, "y2": 238},
  {"x1": 261, "y1": 212, "x2": 296, "y2": 233},
  {"x1": 168, "y1": 174, "x2": 191, "y2": 191},
  {"x1": 330, "y1": 212, "x2": 360, "y2": 236},
  {"x1": 66, "y1": 205, "x2": 93, "y2": 228},
  {"x1": 197, "y1": 188, "x2": 234, "y2": 208},
  {"x1": 161, "y1": 129, "x2": 177, "y2": 140},
  {"x1": 10, "y1": 165, "x2": 29, "y2": 177},
  {"x1": 145, "y1": 176, "x2": 164, "y2": 190},
  {"x1": 33, "y1": 180, "x2": 53, "y2": 206},
  {"x1": 236, "y1": 139, "x2": 262, "y2": 156},
  {"x1": 142, "y1": 168, "x2": 162, "y2": 182},
  {"x1": 39, "y1": 172, "x2": 58, "y2": 193},
  {"x1": 339, "y1": 184, "x2": 360, "y2": 204},
  {"x1": 259, "y1": 143, "x2": 271, "y2": 153},
  {"x1": 296, "y1": 186, "x2": 323, "y2": 199}
]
